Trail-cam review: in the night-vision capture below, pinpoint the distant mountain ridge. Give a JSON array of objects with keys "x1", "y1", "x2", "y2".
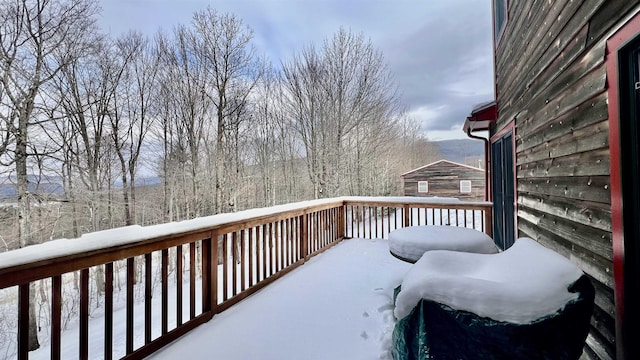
[
  {"x1": 0, "y1": 176, "x2": 162, "y2": 200},
  {"x1": 433, "y1": 139, "x2": 485, "y2": 165}
]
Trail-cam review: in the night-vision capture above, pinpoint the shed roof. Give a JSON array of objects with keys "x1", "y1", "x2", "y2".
[{"x1": 400, "y1": 159, "x2": 485, "y2": 177}]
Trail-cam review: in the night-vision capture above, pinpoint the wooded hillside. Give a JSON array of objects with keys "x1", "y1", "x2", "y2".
[{"x1": 0, "y1": 1, "x2": 441, "y2": 253}]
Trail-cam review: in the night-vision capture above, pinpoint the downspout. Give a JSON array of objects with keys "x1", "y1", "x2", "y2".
[{"x1": 466, "y1": 128, "x2": 490, "y2": 201}]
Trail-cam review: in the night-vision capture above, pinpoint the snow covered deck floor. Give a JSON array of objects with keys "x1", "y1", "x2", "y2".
[{"x1": 151, "y1": 238, "x2": 411, "y2": 360}]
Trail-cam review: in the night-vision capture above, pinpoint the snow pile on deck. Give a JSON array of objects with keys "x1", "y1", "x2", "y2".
[
  {"x1": 394, "y1": 237, "x2": 584, "y2": 324},
  {"x1": 388, "y1": 226, "x2": 497, "y2": 262}
]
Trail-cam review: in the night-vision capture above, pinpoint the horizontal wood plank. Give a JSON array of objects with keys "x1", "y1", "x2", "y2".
[
  {"x1": 517, "y1": 192, "x2": 611, "y2": 232},
  {"x1": 517, "y1": 148, "x2": 610, "y2": 179},
  {"x1": 517, "y1": 175, "x2": 610, "y2": 204},
  {"x1": 517, "y1": 205, "x2": 612, "y2": 259},
  {"x1": 517, "y1": 120, "x2": 609, "y2": 166},
  {"x1": 517, "y1": 92, "x2": 609, "y2": 153}
]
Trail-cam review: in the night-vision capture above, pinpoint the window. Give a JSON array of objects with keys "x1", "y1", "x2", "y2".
[
  {"x1": 418, "y1": 181, "x2": 428, "y2": 193},
  {"x1": 460, "y1": 180, "x2": 472, "y2": 193},
  {"x1": 494, "y1": 0, "x2": 507, "y2": 42}
]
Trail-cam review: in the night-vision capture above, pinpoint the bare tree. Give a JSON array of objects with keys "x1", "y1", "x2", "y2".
[
  {"x1": 282, "y1": 28, "x2": 400, "y2": 198},
  {"x1": 157, "y1": 25, "x2": 211, "y2": 219},
  {"x1": 111, "y1": 32, "x2": 159, "y2": 225},
  {"x1": 54, "y1": 37, "x2": 124, "y2": 233},
  {"x1": 191, "y1": 8, "x2": 265, "y2": 213},
  {"x1": 0, "y1": 0, "x2": 98, "y2": 350}
]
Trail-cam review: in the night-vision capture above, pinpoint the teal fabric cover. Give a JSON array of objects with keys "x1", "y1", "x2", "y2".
[{"x1": 391, "y1": 275, "x2": 594, "y2": 360}]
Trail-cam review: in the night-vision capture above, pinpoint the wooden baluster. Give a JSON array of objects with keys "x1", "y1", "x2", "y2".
[
  {"x1": 262, "y1": 224, "x2": 267, "y2": 280},
  {"x1": 176, "y1": 246, "x2": 183, "y2": 326},
  {"x1": 312, "y1": 215, "x2": 316, "y2": 253},
  {"x1": 357, "y1": 205, "x2": 361, "y2": 237},
  {"x1": 232, "y1": 232, "x2": 238, "y2": 296},
  {"x1": 318, "y1": 213, "x2": 321, "y2": 248},
  {"x1": 393, "y1": 207, "x2": 397, "y2": 231},
  {"x1": 302, "y1": 214, "x2": 309, "y2": 261},
  {"x1": 190, "y1": 242, "x2": 196, "y2": 319},
  {"x1": 249, "y1": 228, "x2": 254, "y2": 286},
  {"x1": 212, "y1": 234, "x2": 219, "y2": 312},
  {"x1": 320, "y1": 211, "x2": 325, "y2": 247},
  {"x1": 161, "y1": 250, "x2": 168, "y2": 335},
  {"x1": 145, "y1": 253, "x2": 152, "y2": 344},
  {"x1": 295, "y1": 217, "x2": 300, "y2": 261},
  {"x1": 80, "y1": 269, "x2": 89, "y2": 359},
  {"x1": 104, "y1": 264, "x2": 113, "y2": 360},
  {"x1": 271, "y1": 222, "x2": 277, "y2": 275},
  {"x1": 287, "y1": 219, "x2": 292, "y2": 266},
  {"x1": 202, "y1": 237, "x2": 211, "y2": 313},
  {"x1": 52, "y1": 276, "x2": 62, "y2": 360},
  {"x1": 275, "y1": 222, "x2": 280, "y2": 272},
  {"x1": 18, "y1": 284, "x2": 29, "y2": 360},
  {"x1": 240, "y1": 229, "x2": 246, "y2": 291},
  {"x1": 349, "y1": 206, "x2": 354, "y2": 238},
  {"x1": 331, "y1": 208, "x2": 335, "y2": 242},
  {"x1": 403, "y1": 205, "x2": 410, "y2": 228},
  {"x1": 126, "y1": 258, "x2": 135, "y2": 354},
  {"x1": 223, "y1": 235, "x2": 228, "y2": 301}
]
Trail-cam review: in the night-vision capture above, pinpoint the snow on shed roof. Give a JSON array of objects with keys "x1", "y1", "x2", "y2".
[{"x1": 400, "y1": 159, "x2": 484, "y2": 177}]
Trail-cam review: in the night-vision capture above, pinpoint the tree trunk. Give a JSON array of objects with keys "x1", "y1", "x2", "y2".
[
  {"x1": 215, "y1": 108, "x2": 225, "y2": 214},
  {"x1": 129, "y1": 167, "x2": 137, "y2": 224}
]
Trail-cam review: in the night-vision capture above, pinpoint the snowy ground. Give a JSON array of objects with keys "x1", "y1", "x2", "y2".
[{"x1": 151, "y1": 238, "x2": 411, "y2": 360}]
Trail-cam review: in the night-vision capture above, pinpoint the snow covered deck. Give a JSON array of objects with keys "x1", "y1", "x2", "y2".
[
  {"x1": 151, "y1": 238, "x2": 411, "y2": 360},
  {"x1": 0, "y1": 197, "x2": 491, "y2": 359}
]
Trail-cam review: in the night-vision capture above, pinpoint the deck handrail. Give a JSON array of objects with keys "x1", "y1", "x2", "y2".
[{"x1": 0, "y1": 197, "x2": 492, "y2": 360}]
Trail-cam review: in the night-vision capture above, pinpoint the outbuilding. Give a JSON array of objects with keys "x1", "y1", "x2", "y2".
[{"x1": 400, "y1": 160, "x2": 485, "y2": 201}]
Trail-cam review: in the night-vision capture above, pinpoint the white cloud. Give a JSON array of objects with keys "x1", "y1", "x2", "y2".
[
  {"x1": 424, "y1": 124, "x2": 471, "y2": 141},
  {"x1": 98, "y1": 0, "x2": 495, "y2": 141}
]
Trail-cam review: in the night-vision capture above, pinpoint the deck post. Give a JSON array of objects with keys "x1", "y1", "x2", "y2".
[
  {"x1": 484, "y1": 209, "x2": 493, "y2": 238},
  {"x1": 403, "y1": 205, "x2": 410, "y2": 228}
]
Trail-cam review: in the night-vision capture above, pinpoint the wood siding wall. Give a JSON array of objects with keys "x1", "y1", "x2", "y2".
[
  {"x1": 494, "y1": 1, "x2": 640, "y2": 359},
  {"x1": 402, "y1": 162, "x2": 485, "y2": 201}
]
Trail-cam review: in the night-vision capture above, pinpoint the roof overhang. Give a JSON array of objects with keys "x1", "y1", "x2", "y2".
[{"x1": 463, "y1": 100, "x2": 497, "y2": 133}]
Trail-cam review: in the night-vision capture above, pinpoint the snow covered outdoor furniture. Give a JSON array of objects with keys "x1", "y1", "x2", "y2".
[
  {"x1": 388, "y1": 225, "x2": 498, "y2": 263},
  {"x1": 392, "y1": 238, "x2": 594, "y2": 360}
]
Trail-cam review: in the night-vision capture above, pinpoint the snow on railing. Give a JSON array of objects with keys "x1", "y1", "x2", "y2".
[
  {"x1": 0, "y1": 197, "x2": 491, "y2": 360},
  {"x1": 343, "y1": 197, "x2": 492, "y2": 239}
]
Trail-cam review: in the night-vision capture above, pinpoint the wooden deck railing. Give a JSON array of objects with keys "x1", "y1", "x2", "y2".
[
  {"x1": 343, "y1": 197, "x2": 492, "y2": 239},
  {"x1": 0, "y1": 197, "x2": 491, "y2": 360}
]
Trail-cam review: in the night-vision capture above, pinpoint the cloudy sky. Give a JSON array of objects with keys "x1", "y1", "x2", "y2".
[{"x1": 98, "y1": 0, "x2": 494, "y2": 141}]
